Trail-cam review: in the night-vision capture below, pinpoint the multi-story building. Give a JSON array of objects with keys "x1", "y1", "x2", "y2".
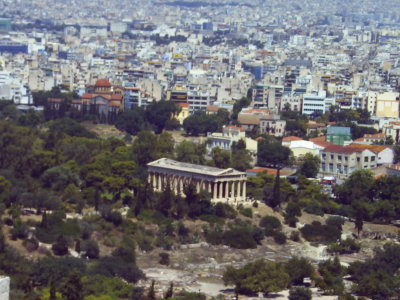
[
  {"x1": 70, "y1": 78, "x2": 124, "y2": 123},
  {"x1": 320, "y1": 145, "x2": 377, "y2": 177},
  {"x1": 124, "y1": 84, "x2": 143, "y2": 109},
  {"x1": 302, "y1": 91, "x2": 326, "y2": 115},
  {"x1": 326, "y1": 126, "x2": 352, "y2": 145},
  {"x1": 383, "y1": 121, "x2": 400, "y2": 143},
  {"x1": 259, "y1": 115, "x2": 286, "y2": 137},
  {"x1": 375, "y1": 92, "x2": 400, "y2": 118},
  {"x1": 187, "y1": 85, "x2": 213, "y2": 114},
  {"x1": 251, "y1": 84, "x2": 282, "y2": 110},
  {"x1": 207, "y1": 125, "x2": 257, "y2": 155}
]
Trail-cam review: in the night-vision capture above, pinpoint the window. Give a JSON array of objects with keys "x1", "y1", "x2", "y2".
[
  {"x1": 357, "y1": 157, "x2": 360, "y2": 162},
  {"x1": 371, "y1": 156, "x2": 375, "y2": 162},
  {"x1": 329, "y1": 163, "x2": 333, "y2": 172},
  {"x1": 344, "y1": 156, "x2": 348, "y2": 161},
  {"x1": 364, "y1": 157, "x2": 368, "y2": 162},
  {"x1": 338, "y1": 155, "x2": 342, "y2": 161},
  {"x1": 330, "y1": 154, "x2": 334, "y2": 160},
  {"x1": 322, "y1": 153, "x2": 326, "y2": 159}
]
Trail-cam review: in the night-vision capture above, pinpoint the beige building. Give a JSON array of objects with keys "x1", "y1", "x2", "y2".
[
  {"x1": 383, "y1": 121, "x2": 400, "y2": 143},
  {"x1": 320, "y1": 145, "x2": 377, "y2": 177},
  {"x1": 259, "y1": 116, "x2": 286, "y2": 137},
  {"x1": 147, "y1": 158, "x2": 247, "y2": 202},
  {"x1": 375, "y1": 92, "x2": 400, "y2": 118}
]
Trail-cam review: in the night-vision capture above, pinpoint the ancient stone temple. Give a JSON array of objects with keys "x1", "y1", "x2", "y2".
[{"x1": 147, "y1": 158, "x2": 247, "y2": 202}]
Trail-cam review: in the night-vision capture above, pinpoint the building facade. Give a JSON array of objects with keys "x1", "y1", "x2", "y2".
[
  {"x1": 147, "y1": 158, "x2": 247, "y2": 202},
  {"x1": 326, "y1": 126, "x2": 352, "y2": 145},
  {"x1": 320, "y1": 145, "x2": 377, "y2": 177},
  {"x1": 259, "y1": 115, "x2": 286, "y2": 137},
  {"x1": 302, "y1": 91, "x2": 326, "y2": 115}
]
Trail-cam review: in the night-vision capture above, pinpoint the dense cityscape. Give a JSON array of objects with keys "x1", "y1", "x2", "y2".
[{"x1": 0, "y1": 0, "x2": 400, "y2": 299}]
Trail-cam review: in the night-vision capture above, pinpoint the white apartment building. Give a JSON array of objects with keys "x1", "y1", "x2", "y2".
[{"x1": 302, "y1": 91, "x2": 327, "y2": 115}]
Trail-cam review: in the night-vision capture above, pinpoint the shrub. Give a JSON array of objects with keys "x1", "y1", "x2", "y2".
[
  {"x1": 214, "y1": 202, "x2": 237, "y2": 219},
  {"x1": 10, "y1": 221, "x2": 29, "y2": 240},
  {"x1": 52, "y1": 235, "x2": 69, "y2": 256},
  {"x1": 326, "y1": 216, "x2": 345, "y2": 230},
  {"x1": 273, "y1": 231, "x2": 287, "y2": 245},
  {"x1": 288, "y1": 287, "x2": 312, "y2": 300},
  {"x1": 300, "y1": 221, "x2": 341, "y2": 243},
  {"x1": 259, "y1": 216, "x2": 282, "y2": 236},
  {"x1": 222, "y1": 223, "x2": 258, "y2": 249},
  {"x1": 83, "y1": 239, "x2": 100, "y2": 259},
  {"x1": 23, "y1": 237, "x2": 39, "y2": 252},
  {"x1": 159, "y1": 252, "x2": 170, "y2": 265},
  {"x1": 101, "y1": 207, "x2": 123, "y2": 226},
  {"x1": 290, "y1": 231, "x2": 300, "y2": 242},
  {"x1": 199, "y1": 214, "x2": 225, "y2": 225},
  {"x1": 88, "y1": 256, "x2": 144, "y2": 284},
  {"x1": 259, "y1": 215, "x2": 281, "y2": 230},
  {"x1": 239, "y1": 207, "x2": 253, "y2": 218},
  {"x1": 327, "y1": 238, "x2": 361, "y2": 255}
]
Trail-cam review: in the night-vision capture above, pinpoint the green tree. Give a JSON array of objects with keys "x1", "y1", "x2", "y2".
[
  {"x1": 49, "y1": 277, "x2": 57, "y2": 300},
  {"x1": 0, "y1": 176, "x2": 11, "y2": 205},
  {"x1": 288, "y1": 287, "x2": 312, "y2": 300},
  {"x1": 146, "y1": 100, "x2": 179, "y2": 133},
  {"x1": 212, "y1": 147, "x2": 231, "y2": 168},
  {"x1": 115, "y1": 108, "x2": 146, "y2": 135},
  {"x1": 258, "y1": 140, "x2": 292, "y2": 209},
  {"x1": 131, "y1": 131, "x2": 174, "y2": 166},
  {"x1": 317, "y1": 256, "x2": 344, "y2": 295},
  {"x1": 52, "y1": 235, "x2": 69, "y2": 256},
  {"x1": 147, "y1": 280, "x2": 156, "y2": 300},
  {"x1": 231, "y1": 140, "x2": 252, "y2": 171},
  {"x1": 164, "y1": 282, "x2": 174, "y2": 299},
  {"x1": 48, "y1": 118, "x2": 96, "y2": 138},
  {"x1": 83, "y1": 239, "x2": 100, "y2": 259},
  {"x1": 175, "y1": 141, "x2": 206, "y2": 164},
  {"x1": 59, "y1": 270, "x2": 83, "y2": 300},
  {"x1": 284, "y1": 201, "x2": 302, "y2": 227},
  {"x1": 285, "y1": 256, "x2": 314, "y2": 285},
  {"x1": 232, "y1": 97, "x2": 251, "y2": 120},
  {"x1": 299, "y1": 153, "x2": 321, "y2": 178},
  {"x1": 223, "y1": 259, "x2": 289, "y2": 297},
  {"x1": 0, "y1": 229, "x2": 5, "y2": 253}
]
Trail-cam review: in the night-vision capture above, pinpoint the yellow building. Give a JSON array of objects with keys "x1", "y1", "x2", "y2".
[{"x1": 375, "y1": 92, "x2": 400, "y2": 118}]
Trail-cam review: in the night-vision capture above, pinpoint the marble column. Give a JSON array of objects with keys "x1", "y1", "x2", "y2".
[
  {"x1": 237, "y1": 180, "x2": 241, "y2": 200},
  {"x1": 218, "y1": 182, "x2": 223, "y2": 199},
  {"x1": 231, "y1": 181, "x2": 235, "y2": 199},
  {"x1": 225, "y1": 181, "x2": 229, "y2": 200},
  {"x1": 242, "y1": 181, "x2": 246, "y2": 200},
  {"x1": 196, "y1": 180, "x2": 201, "y2": 193},
  {"x1": 213, "y1": 182, "x2": 217, "y2": 200}
]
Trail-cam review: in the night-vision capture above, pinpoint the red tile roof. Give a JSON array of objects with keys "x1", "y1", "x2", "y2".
[
  {"x1": 283, "y1": 136, "x2": 303, "y2": 142},
  {"x1": 246, "y1": 167, "x2": 293, "y2": 176},
  {"x1": 95, "y1": 78, "x2": 111, "y2": 87},
  {"x1": 313, "y1": 141, "x2": 333, "y2": 148},
  {"x1": 348, "y1": 143, "x2": 390, "y2": 153},
  {"x1": 309, "y1": 136, "x2": 326, "y2": 142},
  {"x1": 323, "y1": 145, "x2": 363, "y2": 154}
]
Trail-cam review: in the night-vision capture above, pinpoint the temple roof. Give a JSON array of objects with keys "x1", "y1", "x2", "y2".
[{"x1": 147, "y1": 158, "x2": 246, "y2": 177}]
